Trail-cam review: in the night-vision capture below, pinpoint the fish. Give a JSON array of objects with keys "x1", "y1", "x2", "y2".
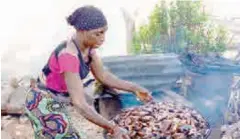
[{"x1": 111, "y1": 101, "x2": 210, "y2": 139}]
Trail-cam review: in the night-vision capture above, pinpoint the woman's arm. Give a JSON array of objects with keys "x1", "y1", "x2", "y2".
[
  {"x1": 64, "y1": 71, "x2": 116, "y2": 133},
  {"x1": 90, "y1": 53, "x2": 142, "y2": 93},
  {"x1": 90, "y1": 52, "x2": 152, "y2": 103}
]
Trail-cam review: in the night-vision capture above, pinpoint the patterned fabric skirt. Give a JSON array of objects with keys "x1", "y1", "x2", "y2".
[{"x1": 25, "y1": 86, "x2": 81, "y2": 139}]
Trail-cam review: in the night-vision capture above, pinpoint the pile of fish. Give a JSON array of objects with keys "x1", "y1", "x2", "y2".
[{"x1": 111, "y1": 101, "x2": 210, "y2": 139}]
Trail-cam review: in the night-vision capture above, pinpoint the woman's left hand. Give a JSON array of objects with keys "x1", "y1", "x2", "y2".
[{"x1": 134, "y1": 87, "x2": 153, "y2": 103}]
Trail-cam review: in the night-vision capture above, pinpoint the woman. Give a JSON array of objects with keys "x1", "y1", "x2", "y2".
[{"x1": 25, "y1": 5, "x2": 152, "y2": 139}]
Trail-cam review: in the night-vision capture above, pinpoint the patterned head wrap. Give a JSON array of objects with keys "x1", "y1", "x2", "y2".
[{"x1": 67, "y1": 5, "x2": 107, "y2": 31}]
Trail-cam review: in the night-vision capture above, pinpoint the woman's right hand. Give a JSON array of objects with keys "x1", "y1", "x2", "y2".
[{"x1": 112, "y1": 126, "x2": 130, "y2": 139}]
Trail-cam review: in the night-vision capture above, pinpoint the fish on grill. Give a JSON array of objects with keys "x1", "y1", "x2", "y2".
[{"x1": 110, "y1": 101, "x2": 210, "y2": 139}]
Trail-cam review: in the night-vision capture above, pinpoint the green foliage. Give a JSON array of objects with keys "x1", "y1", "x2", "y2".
[{"x1": 131, "y1": 0, "x2": 228, "y2": 54}]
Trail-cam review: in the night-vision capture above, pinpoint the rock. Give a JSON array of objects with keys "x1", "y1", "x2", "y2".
[
  {"x1": 1, "y1": 86, "x2": 15, "y2": 109},
  {"x1": 1, "y1": 76, "x2": 29, "y2": 114},
  {"x1": 8, "y1": 86, "x2": 27, "y2": 110}
]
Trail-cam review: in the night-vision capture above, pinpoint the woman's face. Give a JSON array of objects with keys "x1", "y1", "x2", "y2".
[{"x1": 82, "y1": 26, "x2": 108, "y2": 48}]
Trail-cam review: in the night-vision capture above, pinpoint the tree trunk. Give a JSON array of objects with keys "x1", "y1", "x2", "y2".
[{"x1": 121, "y1": 8, "x2": 136, "y2": 54}]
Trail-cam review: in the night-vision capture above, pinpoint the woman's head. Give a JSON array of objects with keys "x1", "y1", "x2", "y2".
[{"x1": 67, "y1": 5, "x2": 108, "y2": 48}]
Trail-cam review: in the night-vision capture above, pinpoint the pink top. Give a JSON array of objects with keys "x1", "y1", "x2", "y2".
[
  {"x1": 46, "y1": 53, "x2": 80, "y2": 93},
  {"x1": 44, "y1": 46, "x2": 96, "y2": 93}
]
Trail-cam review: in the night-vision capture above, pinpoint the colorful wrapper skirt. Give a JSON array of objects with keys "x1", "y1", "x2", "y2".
[{"x1": 25, "y1": 86, "x2": 81, "y2": 139}]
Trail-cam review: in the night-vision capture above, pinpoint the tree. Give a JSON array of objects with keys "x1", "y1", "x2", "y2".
[{"x1": 131, "y1": 0, "x2": 228, "y2": 54}]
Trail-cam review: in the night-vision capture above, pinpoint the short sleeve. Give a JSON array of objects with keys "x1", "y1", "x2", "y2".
[{"x1": 58, "y1": 53, "x2": 80, "y2": 73}]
